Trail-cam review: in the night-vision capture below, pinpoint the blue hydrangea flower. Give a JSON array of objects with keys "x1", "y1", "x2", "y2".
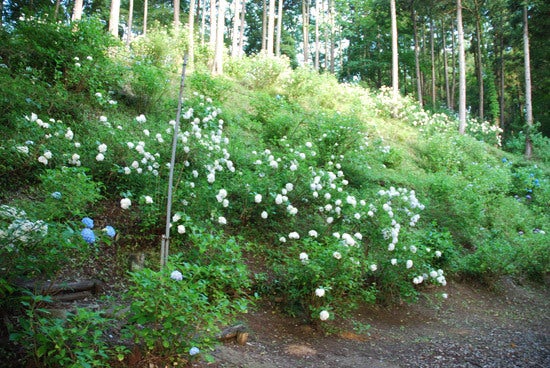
[
  {"x1": 81, "y1": 217, "x2": 94, "y2": 229},
  {"x1": 103, "y1": 225, "x2": 116, "y2": 238},
  {"x1": 81, "y1": 228, "x2": 95, "y2": 244},
  {"x1": 501, "y1": 157, "x2": 507, "y2": 163},
  {"x1": 51, "y1": 191, "x2": 62, "y2": 199},
  {"x1": 189, "y1": 347, "x2": 200, "y2": 356}
]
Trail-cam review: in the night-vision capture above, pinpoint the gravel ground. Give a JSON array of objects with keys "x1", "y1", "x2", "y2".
[{"x1": 199, "y1": 279, "x2": 550, "y2": 368}]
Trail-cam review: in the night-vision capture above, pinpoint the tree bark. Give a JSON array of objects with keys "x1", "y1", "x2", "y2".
[
  {"x1": 390, "y1": 0, "x2": 398, "y2": 97},
  {"x1": 239, "y1": 0, "x2": 246, "y2": 56},
  {"x1": 143, "y1": 0, "x2": 148, "y2": 35},
  {"x1": 262, "y1": 0, "x2": 267, "y2": 52},
  {"x1": 214, "y1": 0, "x2": 226, "y2": 74},
  {"x1": 174, "y1": 0, "x2": 181, "y2": 29},
  {"x1": 267, "y1": 0, "x2": 276, "y2": 55},
  {"x1": 189, "y1": 0, "x2": 196, "y2": 64},
  {"x1": 199, "y1": 0, "x2": 205, "y2": 44},
  {"x1": 442, "y1": 19, "x2": 450, "y2": 109},
  {"x1": 276, "y1": 0, "x2": 284, "y2": 56},
  {"x1": 72, "y1": 0, "x2": 83, "y2": 21},
  {"x1": 109, "y1": 0, "x2": 121, "y2": 37},
  {"x1": 523, "y1": 4, "x2": 533, "y2": 158},
  {"x1": 210, "y1": 0, "x2": 217, "y2": 48},
  {"x1": 314, "y1": 0, "x2": 320, "y2": 70},
  {"x1": 412, "y1": 7, "x2": 423, "y2": 107},
  {"x1": 450, "y1": 19, "x2": 456, "y2": 110},
  {"x1": 329, "y1": 0, "x2": 335, "y2": 73},
  {"x1": 126, "y1": 0, "x2": 134, "y2": 46},
  {"x1": 430, "y1": 18, "x2": 436, "y2": 107},
  {"x1": 302, "y1": 0, "x2": 310, "y2": 65},
  {"x1": 231, "y1": 0, "x2": 240, "y2": 57},
  {"x1": 457, "y1": 0, "x2": 467, "y2": 134},
  {"x1": 474, "y1": 5, "x2": 484, "y2": 122}
]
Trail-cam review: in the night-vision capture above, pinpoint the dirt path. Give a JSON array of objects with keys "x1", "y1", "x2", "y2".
[{"x1": 201, "y1": 279, "x2": 549, "y2": 368}]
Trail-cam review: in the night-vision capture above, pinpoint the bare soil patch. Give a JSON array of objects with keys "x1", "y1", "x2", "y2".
[{"x1": 197, "y1": 278, "x2": 549, "y2": 368}]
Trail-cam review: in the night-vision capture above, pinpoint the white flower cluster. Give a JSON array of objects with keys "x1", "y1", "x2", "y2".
[
  {"x1": 0, "y1": 205, "x2": 48, "y2": 248},
  {"x1": 123, "y1": 138, "x2": 160, "y2": 176}
]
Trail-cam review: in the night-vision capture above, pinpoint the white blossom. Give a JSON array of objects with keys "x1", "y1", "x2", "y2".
[{"x1": 120, "y1": 198, "x2": 132, "y2": 209}]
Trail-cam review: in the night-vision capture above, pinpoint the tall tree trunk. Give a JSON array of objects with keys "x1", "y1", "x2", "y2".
[
  {"x1": 239, "y1": 0, "x2": 246, "y2": 56},
  {"x1": 314, "y1": 0, "x2": 320, "y2": 70},
  {"x1": 450, "y1": 19, "x2": 456, "y2": 110},
  {"x1": 174, "y1": 0, "x2": 180, "y2": 29},
  {"x1": 457, "y1": 0, "x2": 466, "y2": 134},
  {"x1": 390, "y1": 0, "x2": 398, "y2": 97},
  {"x1": 430, "y1": 18, "x2": 436, "y2": 107},
  {"x1": 442, "y1": 19, "x2": 450, "y2": 109},
  {"x1": 213, "y1": 0, "x2": 226, "y2": 74},
  {"x1": 189, "y1": 0, "x2": 196, "y2": 63},
  {"x1": 126, "y1": 0, "x2": 134, "y2": 46},
  {"x1": 109, "y1": 0, "x2": 121, "y2": 37},
  {"x1": 302, "y1": 0, "x2": 310, "y2": 65},
  {"x1": 143, "y1": 0, "x2": 148, "y2": 35},
  {"x1": 0, "y1": 1, "x2": 3, "y2": 28},
  {"x1": 200, "y1": 0, "x2": 206, "y2": 45},
  {"x1": 474, "y1": 8, "x2": 484, "y2": 121},
  {"x1": 267, "y1": 0, "x2": 276, "y2": 55},
  {"x1": 276, "y1": 0, "x2": 284, "y2": 56},
  {"x1": 412, "y1": 7, "x2": 423, "y2": 107},
  {"x1": 210, "y1": 0, "x2": 217, "y2": 48},
  {"x1": 262, "y1": 0, "x2": 267, "y2": 52},
  {"x1": 54, "y1": 0, "x2": 62, "y2": 19},
  {"x1": 72, "y1": 0, "x2": 83, "y2": 21},
  {"x1": 523, "y1": 4, "x2": 533, "y2": 158},
  {"x1": 329, "y1": 0, "x2": 335, "y2": 73},
  {"x1": 231, "y1": 0, "x2": 240, "y2": 57}
]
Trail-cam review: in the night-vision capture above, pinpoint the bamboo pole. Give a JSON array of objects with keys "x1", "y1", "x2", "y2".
[{"x1": 161, "y1": 53, "x2": 189, "y2": 269}]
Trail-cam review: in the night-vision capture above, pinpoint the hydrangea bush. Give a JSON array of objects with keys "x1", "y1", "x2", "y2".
[{"x1": 122, "y1": 231, "x2": 250, "y2": 361}]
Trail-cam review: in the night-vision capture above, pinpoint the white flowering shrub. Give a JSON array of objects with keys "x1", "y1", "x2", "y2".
[
  {"x1": 373, "y1": 86, "x2": 503, "y2": 146},
  {"x1": 0, "y1": 205, "x2": 77, "y2": 299}
]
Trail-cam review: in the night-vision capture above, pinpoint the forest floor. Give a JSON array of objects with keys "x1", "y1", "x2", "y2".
[{"x1": 193, "y1": 277, "x2": 549, "y2": 368}]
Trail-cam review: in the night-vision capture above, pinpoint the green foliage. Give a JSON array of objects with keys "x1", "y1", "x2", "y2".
[
  {"x1": 505, "y1": 130, "x2": 550, "y2": 164},
  {"x1": 130, "y1": 25, "x2": 188, "y2": 71},
  {"x1": 0, "y1": 21, "x2": 549, "y2": 363},
  {"x1": 10, "y1": 293, "x2": 115, "y2": 367},
  {"x1": 225, "y1": 54, "x2": 291, "y2": 92},
  {"x1": 187, "y1": 72, "x2": 232, "y2": 102},
  {"x1": 270, "y1": 237, "x2": 377, "y2": 322},
  {"x1": 0, "y1": 205, "x2": 74, "y2": 281},
  {"x1": 122, "y1": 231, "x2": 250, "y2": 359},
  {"x1": 127, "y1": 60, "x2": 171, "y2": 113},
  {"x1": 28, "y1": 167, "x2": 102, "y2": 221},
  {"x1": 1, "y1": 17, "x2": 122, "y2": 102}
]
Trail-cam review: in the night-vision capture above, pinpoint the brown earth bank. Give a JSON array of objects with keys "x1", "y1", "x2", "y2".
[{"x1": 192, "y1": 278, "x2": 549, "y2": 368}]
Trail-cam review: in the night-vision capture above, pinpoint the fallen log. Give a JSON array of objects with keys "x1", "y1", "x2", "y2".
[
  {"x1": 51, "y1": 291, "x2": 93, "y2": 302},
  {"x1": 14, "y1": 279, "x2": 103, "y2": 295}
]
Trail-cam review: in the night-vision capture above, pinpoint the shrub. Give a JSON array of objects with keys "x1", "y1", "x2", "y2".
[
  {"x1": 10, "y1": 293, "x2": 116, "y2": 368},
  {"x1": 225, "y1": 54, "x2": 291, "y2": 92},
  {"x1": 122, "y1": 231, "x2": 250, "y2": 361}
]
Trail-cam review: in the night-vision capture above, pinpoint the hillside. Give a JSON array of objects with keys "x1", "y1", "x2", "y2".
[{"x1": 0, "y1": 19, "x2": 549, "y2": 367}]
